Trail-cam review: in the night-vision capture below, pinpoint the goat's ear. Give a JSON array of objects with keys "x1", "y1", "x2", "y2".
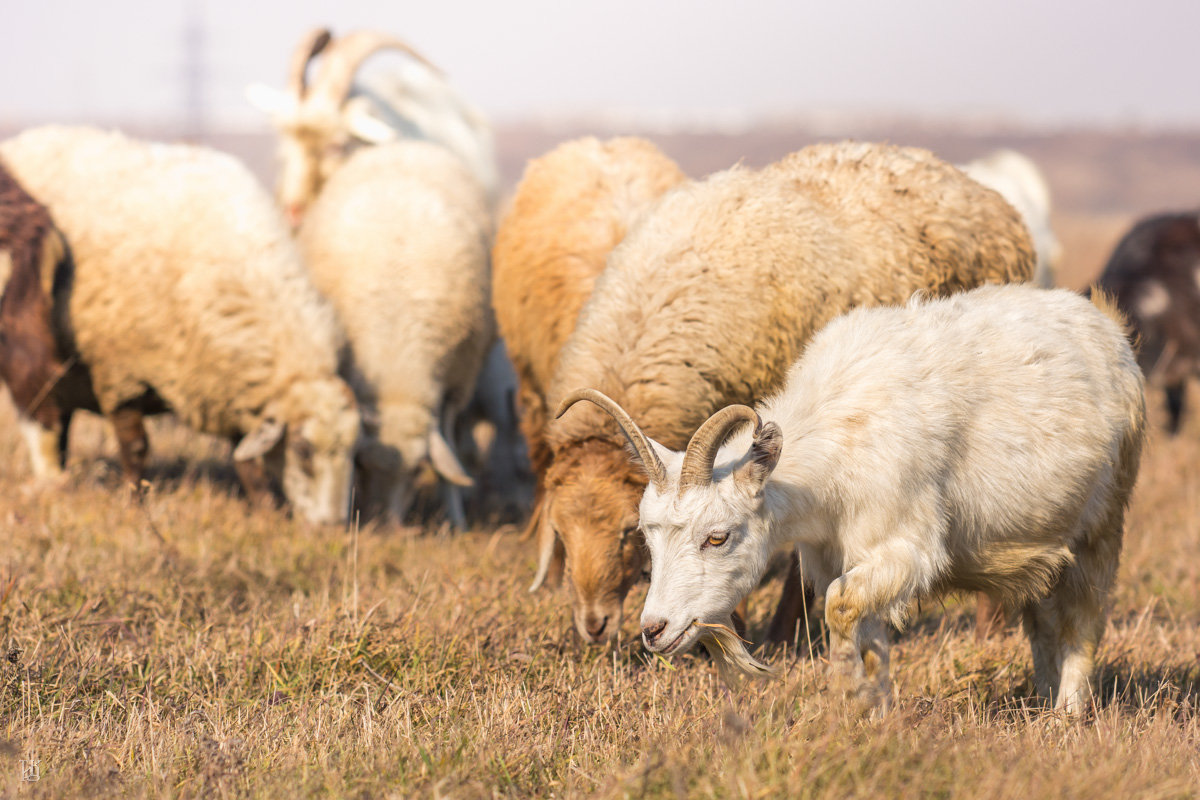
[
  {"x1": 622, "y1": 435, "x2": 673, "y2": 478},
  {"x1": 344, "y1": 100, "x2": 398, "y2": 144},
  {"x1": 234, "y1": 418, "x2": 287, "y2": 462},
  {"x1": 245, "y1": 83, "x2": 295, "y2": 116},
  {"x1": 733, "y1": 422, "x2": 782, "y2": 494}
]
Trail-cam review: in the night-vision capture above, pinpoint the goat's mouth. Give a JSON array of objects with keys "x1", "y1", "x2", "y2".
[{"x1": 657, "y1": 621, "x2": 698, "y2": 655}]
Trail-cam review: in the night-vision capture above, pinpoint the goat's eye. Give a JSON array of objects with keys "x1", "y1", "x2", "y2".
[
  {"x1": 703, "y1": 531, "x2": 729, "y2": 549},
  {"x1": 620, "y1": 525, "x2": 639, "y2": 543}
]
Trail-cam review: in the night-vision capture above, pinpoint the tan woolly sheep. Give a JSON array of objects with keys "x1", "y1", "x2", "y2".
[
  {"x1": 0, "y1": 125, "x2": 360, "y2": 524},
  {"x1": 491, "y1": 136, "x2": 686, "y2": 580}
]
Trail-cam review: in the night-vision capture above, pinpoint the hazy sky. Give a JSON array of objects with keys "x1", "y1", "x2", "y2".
[{"x1": 3, "y1": 0, "x2": 1198, "y2": 128}]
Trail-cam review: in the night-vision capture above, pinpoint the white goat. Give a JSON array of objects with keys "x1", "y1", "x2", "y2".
[{"x1": 559, "y1": 284, "x2": 1145, "y2": 714}]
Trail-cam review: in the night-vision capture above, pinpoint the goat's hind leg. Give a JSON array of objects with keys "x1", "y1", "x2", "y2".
[{"x1": 1023, "y1": 533, "x2": 1119, "y2": 716}]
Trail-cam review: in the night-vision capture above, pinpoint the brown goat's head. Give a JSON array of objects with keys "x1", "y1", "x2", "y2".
[{"x1": 540, "y1": 440, "x2": 649, "y2": 644}]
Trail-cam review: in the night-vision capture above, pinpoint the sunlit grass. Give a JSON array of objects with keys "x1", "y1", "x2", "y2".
[{"x1": 2, "y1": 235, "x2": 1200, "y2": 796}]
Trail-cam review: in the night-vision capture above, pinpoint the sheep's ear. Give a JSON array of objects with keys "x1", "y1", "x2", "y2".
[
  {"x1": 529, "y1": 494, "x2": 563, "y2": 592},
  {"x1": 245, "y1": 83, "x2": 296, "y2": 117},
  {"x1": 344, "y1": 100, "x2": 398, "y2": 144},
  {"x1": 733, "y1": 422, "x2": 782, "y2": 494},
  {"x1": 428, "y1": 427, "x2": 474, "y2": 487},
  {"x1": 234, "y1": 418, "x2": 286, "y2": 462}
]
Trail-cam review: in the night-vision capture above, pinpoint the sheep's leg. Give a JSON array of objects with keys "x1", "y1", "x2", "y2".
[
  {"x1": 975, "y1": 593, "x2": 1007, "y2": 642},
  {"x1": 18, "y1": 415, "x2": 63, "y2": 480},
  {"x1": 825, "y1": 569, "x2": 895, "y2": 714},
  {"x1": 765, "y1": 553, "x2": 816, "y2": 649},
  {"x1": 1164, "y1": 382, "x2": 1185, "y2": 435},
  {"x1": 442, "y1": 482, "x2": 467, "y2": 530},
  {"x1": 110, "y1": 406, "x2": 148, "y2": 484},
  {"x1": 57, "y1": 408, "x2": 73, "y2": 469}
]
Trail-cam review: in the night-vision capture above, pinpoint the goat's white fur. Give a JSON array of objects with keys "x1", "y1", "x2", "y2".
[{"x1": 610, "y1": 284, "x2": 1144, "y2": 714}]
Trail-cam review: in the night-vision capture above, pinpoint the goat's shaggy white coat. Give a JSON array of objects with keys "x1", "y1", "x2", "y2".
[
  {"x1": 0, "y1": 125, "x2": 360, "y2": 524},
  {"x1": 583, "y1": 284, "x2": 1145, "y2": 714}
]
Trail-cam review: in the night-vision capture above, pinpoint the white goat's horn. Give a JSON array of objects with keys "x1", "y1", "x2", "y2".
[
  {"x1": 554, "y1": 388, "x2": 667, "y2": 488},
  {"x1": 679, "y1": 405, "x2": 760, "y2": 489},
  {"x1": 288, "y1": 28, "x2": 333, "y2": 97},
  {"x1": 310, "y1": 30, "x2": 443, "y2": 109}
]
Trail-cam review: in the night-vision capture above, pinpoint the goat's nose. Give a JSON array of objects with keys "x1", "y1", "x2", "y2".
[
  {"x1": 584, "y1": 614, "x2": 608, "y2": 640},
  {"x1": 642, "y1": 619, "x2": 668, "y2": 645}
]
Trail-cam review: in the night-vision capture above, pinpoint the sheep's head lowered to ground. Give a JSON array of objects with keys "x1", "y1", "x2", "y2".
[
  {"x1": 246, "y1": 28, "x2": 441, "y2": 226},
  {"x1": 235, "y1": 378, "x2": 362, "y2": 525},
  {"x1": 558, "y1": 389, "x2": 778, "y2": 676}
]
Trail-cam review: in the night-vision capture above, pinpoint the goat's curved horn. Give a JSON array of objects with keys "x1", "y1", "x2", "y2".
[
  {"x1": 679, "y1": 405, "x2": 760, "y2": 489},
  {"x1": 310, "y1": 30, "x2": 443, "y2": 108},
  {"x1": 555, "y1": 388, "x2": 667, "y2": 489},
  {"x1": 287, "y1": 28, "x2": 333, "y2": 97}
]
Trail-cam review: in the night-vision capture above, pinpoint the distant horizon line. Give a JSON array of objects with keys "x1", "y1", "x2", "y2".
[{"x1": 2, "y1": 107, "x2": 1199, "y2": 138}]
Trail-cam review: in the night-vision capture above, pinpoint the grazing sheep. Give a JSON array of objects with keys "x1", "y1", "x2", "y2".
[
  {"x1": 562, "y1": 284, "x2": 1145, "y2": 715},
  {"x1": 1093, "y1": 211, "x2": 1200, "y2": 434},
  {"x1": 541, "y1": 142, "x2": 1035, "y2": 644},
  {"x1": 0, "y1": 160, "x2": 90, "y2": 480},
  {"x1": 960, "y1": 149, "x2": 1061, "y2": 288},
  {"x1": 0, "y1": 125, "x2": 360, "y2": 524},
  {"x1": 298, "y1": 140, "x2": 493, "y2": 526},
  {"x1": 491, "y1": 136, "x2": 686, "y2": 577},
  {"x1": 247, "y1": 27, "x2": 499, "y2": 224}
]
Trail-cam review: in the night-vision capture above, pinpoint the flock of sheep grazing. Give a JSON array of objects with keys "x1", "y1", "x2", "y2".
[{"x1": 3, "y1": 26, "x2": 1194, "y2": 716}]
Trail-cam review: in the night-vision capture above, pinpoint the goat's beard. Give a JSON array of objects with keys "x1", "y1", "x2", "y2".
[{"x1": 695, "y1": 620, "x2": 777, "y2": 685}]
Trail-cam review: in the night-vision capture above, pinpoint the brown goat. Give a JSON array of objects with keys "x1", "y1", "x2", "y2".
[
  {"x1": 491, "y1": 136, "x2": 686, "y2": 588},
  {"x1": 0, "y1": 160, "x2": 96, "y2": 479},
  {"x1": 1094, "y1": 211, "x2": 1200, "y2": 434}
]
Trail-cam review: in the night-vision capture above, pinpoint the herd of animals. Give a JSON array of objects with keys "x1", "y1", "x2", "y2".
[{"x1": 1, "y1": 28, "x2": 1197, "y2": 717}]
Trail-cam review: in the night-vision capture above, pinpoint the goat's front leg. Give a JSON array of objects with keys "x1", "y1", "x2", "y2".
[{"x1": 825, "y1": 569, "x2": 894, "y2": 715}]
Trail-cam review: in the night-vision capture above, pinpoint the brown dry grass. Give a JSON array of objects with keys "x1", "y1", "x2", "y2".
[{"x1": 1, "y1": 365, "x2": 1199, "y2": 799}]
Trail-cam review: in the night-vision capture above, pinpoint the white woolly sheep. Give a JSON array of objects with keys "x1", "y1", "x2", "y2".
[
  {"x1": 247, "y1": 27, "x2": 499, "y2": 225},
  {"x1": 540, "y1": 141, "x2": 1035, "y2": 645},
  {"x1": 960, "y1": 148, "x2": 1061, "y2": 288},
  {"x1": 298, "y1": 139, "x2": 493, "y2": 527},
  {"x1": 561, "y1": 284, "x2": 1145, "y2": 715},
  {"x1": 0, "y1": 125, "x2": 360, "y2": 524}
]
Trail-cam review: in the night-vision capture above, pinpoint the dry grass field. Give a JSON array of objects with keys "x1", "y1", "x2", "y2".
[{"x1": 2, "y1": 123, "x2": 1200, "y2": 798}]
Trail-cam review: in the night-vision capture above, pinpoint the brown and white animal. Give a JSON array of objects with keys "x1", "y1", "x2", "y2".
[
  {"x1": 491, "y1": 136, "x2": 686, "y2": 565},
  {"x1": 959, "y1": 149, "x2": 1061, "y2": 288},
  {"x1": 0, "y1": 125, "x2": 360, "y2": 524},
  {"x1": 247, "y1": 27, "x2": 498, "y2": 226},
  {"x1": 1093, "y1": 211, "x2": 1200, "y2": 434},
  {"x1": 298, "y1": 140, "x2": 493, "y2": 526},
  {"x1": 563, "y1": 284, "x2": 1145, "y2": 715},
  {"x1": 0, "y1": 160, "x2": 89, "y2": 480},
  {"x1": 540, "y1": 142, "x2": 1034, "y2": 644}
]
